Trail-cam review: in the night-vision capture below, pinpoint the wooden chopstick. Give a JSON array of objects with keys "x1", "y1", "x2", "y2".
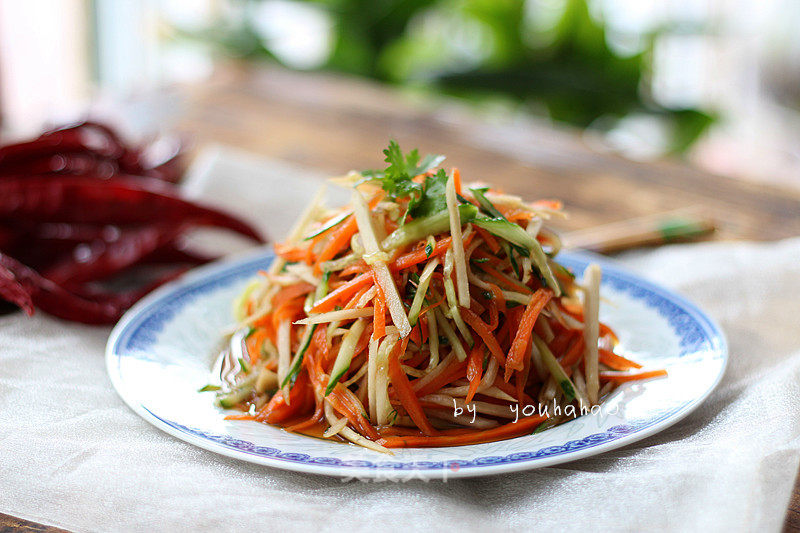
[{"x1": 563, "y1": 207, "x2": 716, "y2": 254}]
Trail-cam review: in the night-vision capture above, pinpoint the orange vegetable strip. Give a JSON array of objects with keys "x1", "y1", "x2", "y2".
[
  {"x1": 453, "y1": 167, "x2": 462, "y2": 194},
  {"x1": 474, "y1": 226, "x2": 500, "y2": 253},
  {"x1": 409, "y1": 321, "x2": 422, "y2": 347},
  {"x1": 390, "y1": 232, "x2": 475, "y2": 272},
  {"x1": 372, "y1": 282, "x2": 386, "y2": 340},
  {"x1": 461, "y1": 308, "x2": 506, "y2": 365},
  {"x1": 532, "y1": 199, "x2": 563, "y2": 210},
  {"x1": 379, "y1": 413, "x2": 547, "y2": 448},
  {"x1": 343, "y1": 284, "x2": 371, "y2": 310},
  {"x1": 224, "y1": 414, "x2": 256, "y2": 421},
  {"x1": 418, "y1": 296, "x2": 445, "y2": 318},
  {"x1": 272, "y1": 301, "x2": 304, "y2": 330},
  {"x1": 245, "y1": 329, "x2": 269, "y2": 365},
  {"x1": 313, "y1": 215, "x2": 358, "y2": 275},
  {"x1": 599, "y1": 369, "x2": 667, "y2": 382},
  {"x1": 505, "y1": 289, "x2": 554, "y2": 381},
  {"x1": 313, "y1": 195, "x2": 382, "y2": 275},
  {"x1": 465, "y1": 342, "x2": 483, "y2": 404},
  {"x1": 340, "y1": 261, "x2": 368, "y2": 277},
  {"x1": 481, "y1": 264, "x2": 532, "y2": 293},
  {"x1": 273, "y1": 243, "x2": 307, "y2": 262},
  {"x1": 560, "y1": 334, "x2": 586, "y2": 368},
  {"x1": 310, "y1": 272, "x2": 373, "y2": 313},
  {"x1": 388, "y1": 337, "x2": 438, "y2": 436},
  {"x1": 485, "y1": 282, "x2": 507, "y2": 314},
  {"x1": 256, "y1": 373, "x2": 313, "y2": 423},
  {"x1": 600, "y1": 323, "x2": 619, "y2": 343},
  {"x1": 286, "y1": 402, "x2": 324, "y2": 432},
  {"x1": 272, "y1": 282, "x2": 314, "y2": 308},
  {"x1": 599, "y1": 348, "x2": 642, "y2": 370},
  {"x1": 328, "y1": 384, "x2": 380, "y2": 440}
]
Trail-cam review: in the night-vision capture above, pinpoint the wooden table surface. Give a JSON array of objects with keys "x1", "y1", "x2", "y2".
[{"x1": 3, "y1": 64, "x2": 799, "y2": 531}]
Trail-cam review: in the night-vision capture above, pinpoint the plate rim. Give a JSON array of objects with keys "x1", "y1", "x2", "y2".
[{"x1": 106, "y1": 248, "x2": 728, "y2": 479}]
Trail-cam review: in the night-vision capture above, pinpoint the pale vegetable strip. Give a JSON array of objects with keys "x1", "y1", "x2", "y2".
[
  {"x1": 583, "y1": 263, "x2": 602, "y2": 404},
  {"x1": 352, "y1": 190, "x2": 411, "y2": 337},
  {"x1": 295, "y1": 307, "x2": 374, "y2": 325},
  {"x1": 445, "y1": 172, "x2": 471, "y2": 307},
  {"x1": 407, "y1": 257, "x2": 439, "y2": 326}
]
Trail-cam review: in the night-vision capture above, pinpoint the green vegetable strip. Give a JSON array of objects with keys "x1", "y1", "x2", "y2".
[
  {"x1": 326, "y1": 319, "x2": 368, "y2": 395},
  {"x1": 381, "y1": 204, "x2": 478, "y2": 251},
  {"x1": 443, "y1": 249, "x2": 474, "y2": 346},
  {"x1": 470, "y1": 187, "x2": 560, "y2": 295},
  {"x1": 216, "y1": 373, "x2": 257, "y2": 408},
  {"x1": 281, "y1": 324, "x2": 317, "y2": 388},
  {"x1": 433, "y1": 307, "x2": 468, "y2": 361},
  {"x1": 303, "y1": 210, "x2": 350, "y2": 240},
  {"x1": 407, "y1": 257, "x2": 439, "y2": 326},
  {"x1": 469, "y1": 187, "x2": 504, "y2": 219},
  {"x1": 472, "y1": 218, "x2": 560, "y2": 296},
  {"x1": 532, "y1": 333, "x2": 583, "y2": 404},
  {"x1": 283, "y1": 272, "x2": 330, "y2": 387}
]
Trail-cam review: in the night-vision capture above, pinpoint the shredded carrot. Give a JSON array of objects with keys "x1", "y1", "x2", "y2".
[
  {"x1": 389, "y1": 337, "x2": 438, "y2": 435},
  {"x1": 452, "y1": 167, "x2": 462, "y2": 194},
  {"x1": 465, "y1": 342, "x2": 483, "y2": 404},
  {"x1": 313, "y1": 215, "x2": 358, "y2": 275},
  {"x1": 474, "y1": 226, "x2": 500, "y2": 253},
  {"x1": 391, "y1": 232, "x2": 474, "y2": 272},
  {"x1": 310, "y1": 272, "x2": 374, "y2": 313},
  {"x1": 379, "y1": 413, "x2": 547, "y2": 448},
  {"x1": 505, "y1": 289, "x2": 554, "y2": 381},
  {"x1": 274, "y1": 242, "x2": 308, "y2": 262},
  {"x1": 461, "y1": 308, "x2": 506, "y2": 365},
  {"x1": 559, "y1": 333, "x2": 585, "y2": 368},
  {"x1": 481, "y1": 264, "x2": 532, "y2": 294},
  {"x1": 599, "y1": 348, "x2": 642, "y2": 370},
  {"x1": 599, "y1": 369, "x2": 667, "y2": 382}
]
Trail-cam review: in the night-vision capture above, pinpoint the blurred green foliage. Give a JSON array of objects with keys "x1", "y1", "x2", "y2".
[{"x1": 188, "y1": 0, "x2": 714, "y2": 154}]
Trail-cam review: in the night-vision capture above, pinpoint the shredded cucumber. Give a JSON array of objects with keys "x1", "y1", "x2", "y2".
[
  {"x1": 532, "y1": 334, "x2": 584, "y2": 404},
  {"x1": 433, "y1": 308, "x2": 468, "y2": 361},
  {"x1": 326, "y1": 319, "x2": 368, "y2": 395},
  {"x1": 407, "y1": 257, "x2": 439, "y2": 326},
  {"x1": 281, "y1": 324, "x2": 317, "y2": 388},
  {"x1": 216, "y1": 373, "x2": 257, "y2": 408},
  {"x1": 304, "y1": 210, "x2": 350, "y2": 240},
  {"x1": 381, "y1": 203, "x2": 478, "y2": 251}
]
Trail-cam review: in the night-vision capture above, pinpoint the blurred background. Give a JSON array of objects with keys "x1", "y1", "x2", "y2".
[{"x1": 1, "y1": 0, "x2": 799, "y2": 188}]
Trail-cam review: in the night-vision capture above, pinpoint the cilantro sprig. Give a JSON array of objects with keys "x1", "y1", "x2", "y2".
[{"x1": 361, "y1": 140, "x2": 446, "y2": 223}]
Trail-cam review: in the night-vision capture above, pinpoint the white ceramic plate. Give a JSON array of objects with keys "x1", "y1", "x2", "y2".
[{"x1": 106, "y1": 249, "x2": 727, "y2": 479}]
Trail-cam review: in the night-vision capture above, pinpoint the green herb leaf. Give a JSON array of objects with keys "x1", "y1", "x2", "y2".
[
  {"x1": 361, "y1": 141, "x2": 446, "y2": 224},
  {"x1": 408, "y1": 169, "x2": 448, "y2": 219},
  {"x1": 198, "y1": 384, "x2": 221, "y2": 392}
]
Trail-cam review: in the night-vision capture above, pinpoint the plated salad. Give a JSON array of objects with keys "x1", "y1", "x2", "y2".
[{"x1": 206, "y1": 142, "x2": 665, "y2": 452}]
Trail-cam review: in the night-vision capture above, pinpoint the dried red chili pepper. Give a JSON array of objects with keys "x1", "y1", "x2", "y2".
[
  {"x1": 0, "y1": 121, "x2": 263, "y2": 323},
  {"x1": 0, "y1": 176, "x2": 263, "y2": 242},
  {"x1": 1, "y1": 252, "x2": 129, "y2": 323},
  {"x1": 42, "y1": 224, "x2": 189, "y2": 285}
]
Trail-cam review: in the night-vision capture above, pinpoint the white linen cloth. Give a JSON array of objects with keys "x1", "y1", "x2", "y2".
[{"x1": 1, "y1": 145, "x2": 799, "y2": 532}]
